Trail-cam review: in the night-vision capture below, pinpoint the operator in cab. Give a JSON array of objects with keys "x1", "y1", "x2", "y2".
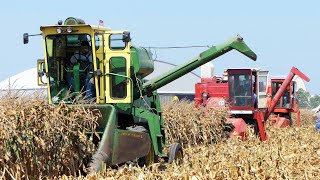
[{"x1": 68, "y1": 40, "x2": 95, "y2": 99}]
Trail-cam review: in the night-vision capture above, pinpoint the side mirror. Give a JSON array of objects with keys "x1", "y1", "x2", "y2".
[
  {"x1": 122, "y1": 31, "x2": 131, "y2": 43},
  {"x1": 23, "y1": 33, "x2": 29, "y2": 44},
  {"x1": 37, "y1": 59, "x2": 47, "y2": 86}
]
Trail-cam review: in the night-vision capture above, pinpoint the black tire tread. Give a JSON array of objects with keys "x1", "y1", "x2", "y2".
[{"x1": 168, "y1": 143, "x2": 183, "y2": 164}]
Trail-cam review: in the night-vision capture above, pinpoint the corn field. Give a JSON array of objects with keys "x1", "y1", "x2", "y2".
[
  {"x1": 0, "y1": 93, "x2": 98, "y2": 179},
  {"x1": 0, "y1": 94, "x2": 318, "y2": 179}
]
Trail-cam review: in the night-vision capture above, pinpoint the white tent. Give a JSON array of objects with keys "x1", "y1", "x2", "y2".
[
  {"x1": 313, "y1": 105, "x2": 320, "y2": 112},
  {"x1": 0, "y1": 68, "x2": 44, "y2": 90}
]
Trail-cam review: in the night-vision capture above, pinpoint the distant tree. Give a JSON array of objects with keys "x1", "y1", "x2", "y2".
[
  {"x1": 310, "y1": 95, "x2": 320, "y2": 109},
  {"x1": 296, "y1": 88, "x2": 310, "y2": 108}
]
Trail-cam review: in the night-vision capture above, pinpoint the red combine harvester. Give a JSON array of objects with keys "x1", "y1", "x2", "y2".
[
  {"x1": 195, "y1": 67, "x2": 310, "y2": 141},
  {"x1": 195, "y1": 76, "x2": 228, "y2": 108},
  {"x1": 267, "y1": 75, "x2": 310, "y2": 128}
]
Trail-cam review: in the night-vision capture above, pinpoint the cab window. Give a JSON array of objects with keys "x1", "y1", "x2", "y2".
[
  {"x1": 109, "y1": 57, "x2": 127, "y2": 99},
  {"x1": 45, "y1": 34, "x2": 93, "y2": 103},
  {"x1": 229, "y1": 74, "x2": 252, "y2": 107},
  {"x1": 259, "y1": 76, "x2": 267, "y2": 93},
  {"x1": 109, "y1": 34, "x2": 126, "y2": 50}
]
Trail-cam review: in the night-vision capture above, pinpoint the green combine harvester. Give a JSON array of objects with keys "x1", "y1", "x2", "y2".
[{"x1": 23, "y1": 17, "x2": 257, "y2": 172}]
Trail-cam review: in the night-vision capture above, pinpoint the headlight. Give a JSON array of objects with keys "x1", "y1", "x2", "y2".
[
  {"x1": 66, "y1": 26, "x2": 73, "y2": 33},
  {"x1": 56, "y1": 27, "x2": 63, "y2": 34}
]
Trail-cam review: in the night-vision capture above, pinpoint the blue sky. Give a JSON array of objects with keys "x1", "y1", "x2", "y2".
[{"x1": 1, "y1": 1, "x2": 319, "y2": 94}]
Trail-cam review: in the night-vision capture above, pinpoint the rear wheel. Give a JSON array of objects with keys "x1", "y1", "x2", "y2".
[{"x1": 168, "y1": 143, "x2": 183, "y2": 164}]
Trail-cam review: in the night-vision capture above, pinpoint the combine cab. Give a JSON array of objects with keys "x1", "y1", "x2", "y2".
[
  {"x1": 225, "y1": 68, "x2": 269, "y2": 140},
  {"x1": 267, "y1": 77, "x2": 305, "y2": 127},
  {"x1": 24, "y1": 17, "x2": 258, "y2": 172}
]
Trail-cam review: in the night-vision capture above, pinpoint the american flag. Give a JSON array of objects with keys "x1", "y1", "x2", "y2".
[{"x1": 99, "y1": 20, "x2": 104, "y2": 26}]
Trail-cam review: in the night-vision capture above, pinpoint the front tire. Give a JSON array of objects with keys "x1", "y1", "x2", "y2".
[{"x1": 168, "y1": 143, "x2": 183, "y2": 164}]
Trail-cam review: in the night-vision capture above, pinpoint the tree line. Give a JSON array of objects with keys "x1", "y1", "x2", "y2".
[{"x1": 296, "y1": 88, "x2": 320, "y2": 109}]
